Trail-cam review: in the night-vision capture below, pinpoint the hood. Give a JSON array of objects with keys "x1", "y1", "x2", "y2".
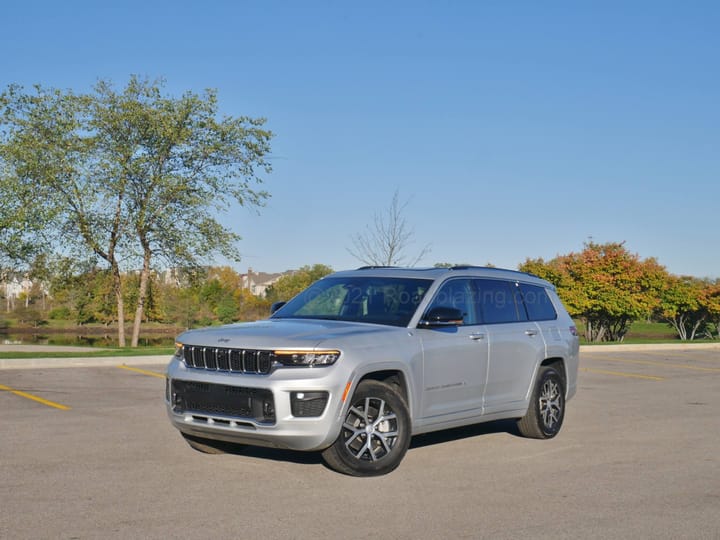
[{"x1": 176, "y1": 318, "x2": 401, "y2": 350}]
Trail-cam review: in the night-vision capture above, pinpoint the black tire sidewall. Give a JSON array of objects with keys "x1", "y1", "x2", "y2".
[
  {"x1": 325, "y1": 380, "x2": 411, "y2": 476},
  {"x1": 537, "y1": 368, "x2": 565, "y2": 438}
]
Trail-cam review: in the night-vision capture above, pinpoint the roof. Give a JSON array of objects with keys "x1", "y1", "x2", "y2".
[{"x1": 328, "y1": 265, "x2": 553, "y2": 288}]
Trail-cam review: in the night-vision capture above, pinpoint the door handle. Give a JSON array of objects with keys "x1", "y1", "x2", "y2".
[
  {"x1": 469, "y1": 333, "x2": 486, "y2": 341},
  {"x1": 525, "y1": 329, "x2": 538, "y2": 337}
]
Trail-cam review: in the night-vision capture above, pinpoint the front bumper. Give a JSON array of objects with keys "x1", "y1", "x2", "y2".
[{"x1": 165, "y1": 358, "x2": 347, "y2": 452}]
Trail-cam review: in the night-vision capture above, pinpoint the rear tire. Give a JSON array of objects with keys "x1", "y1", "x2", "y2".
[
  {"x1": 322, "y1": 380, "x2": 411, "y2": 476},
  {"x1": 517, "y1": 367, "x2": 565, "y2": 439}
]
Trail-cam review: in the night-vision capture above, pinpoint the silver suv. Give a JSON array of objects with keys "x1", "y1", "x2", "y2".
[{"x1": 166, "y1": 266, "x2": 579, "y2": 476}]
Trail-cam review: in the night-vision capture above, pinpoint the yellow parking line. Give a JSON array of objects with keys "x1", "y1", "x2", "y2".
[
  {"x1": 580, "y1": 368, "x2": 665, "y2": 381},
  {"x1": 588, "y1": 356, "x2": 720, "y2": 373},
  {"x1": 0, "y1": 383, "x2": 71, "y2": 410},
  {"x1": 117, "y1": 365, "x2": 166, "y2": 379}
]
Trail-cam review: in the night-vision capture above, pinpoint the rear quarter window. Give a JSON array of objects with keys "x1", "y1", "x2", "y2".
[{"x1": 519, "y1": 283, "x2": 557, "y2": 321}]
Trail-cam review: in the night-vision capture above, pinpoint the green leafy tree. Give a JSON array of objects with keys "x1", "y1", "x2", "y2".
[
  {"x1": 215, "y1": 295, "x2": 238, "y2": 324},
  {"x1": 43, "y1": 257, "x2": 95, "y2": 323},
  {"x1": 235, "y1": 288, "x2": 271, "y2": 321},
  {"x1": 123, "y1": 271, "x2": 163, "y2": 325},
  {"x1": 265, "y1": 264, "x2": 333, "y2": 303},
  {"x1": 657, "y1": 276, "x2": 708, "y2": 340},
  {"x1": 159, "y1": 282, "x2": 204, "y2": 329},
  {"x1": 520, "y1": 242, "x2": 667, "y2": 342},
  {"x1": 56, "y1": 267, "x2": 117, "y2": 326},
  {"x1": 0, "y1": 96, "x2": 56, "y2": 279},
  {"x1": 13, "y1": 306, "x2": 46, "y2": 328},
  {"x1": 0, "y1": 77, "x2": 272, "y2": 346}
]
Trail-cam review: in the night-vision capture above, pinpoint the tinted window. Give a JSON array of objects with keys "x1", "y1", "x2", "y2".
[
  {"x1": 272, "y1": 277, "x2": 432, "y2": 327},
  {"x1": 519, "y1": 283, "x2": 557, "y2": 321},
  {"x1": 424, "y1": 278, "x2": 478, "y2": 325},
  {"x1": 475, "y1": 279, "x2": 527, "y2": 324}
]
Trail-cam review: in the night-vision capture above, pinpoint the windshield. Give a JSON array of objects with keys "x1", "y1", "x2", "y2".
[{"x1": 272, "y1": 276, "x2": 433, "y2": 327}]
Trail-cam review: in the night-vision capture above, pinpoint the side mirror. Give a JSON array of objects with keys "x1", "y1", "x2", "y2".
[
  {"x1": 270, "y1": 301, "x2": 287, "y2": 315},
  {"x1": 419, "y1": 307, "x2": 464, "y2": 327}
]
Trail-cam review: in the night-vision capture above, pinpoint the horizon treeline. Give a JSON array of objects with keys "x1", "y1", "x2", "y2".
[{"x1": 3, "y1": 245, "x2": 720, "y2": 343}]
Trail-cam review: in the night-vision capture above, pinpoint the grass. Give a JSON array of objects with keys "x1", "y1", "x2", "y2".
[
  {"x1": 0, "y1": 347, "x2": 175, "y2": 359},
  {"x1": 576, "y1": 320, "x2": 718, "y2": 345}
]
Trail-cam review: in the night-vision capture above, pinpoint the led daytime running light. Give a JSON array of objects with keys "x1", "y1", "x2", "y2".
[{"x1": 274, "y1": 349, "x2": 340, "y2": 366}]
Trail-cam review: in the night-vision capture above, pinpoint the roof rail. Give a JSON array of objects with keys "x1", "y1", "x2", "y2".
[
  {"x1": 449, "y1": 265, "x2": 539, "y2": 278},
  {"x1": 356, "y1": 265, "x2": 398, "y2": 270}
]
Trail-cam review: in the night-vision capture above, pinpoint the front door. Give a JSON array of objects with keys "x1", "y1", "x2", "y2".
[{"x1": 418, "y1": 278, "x2": 489, "y2": 419}]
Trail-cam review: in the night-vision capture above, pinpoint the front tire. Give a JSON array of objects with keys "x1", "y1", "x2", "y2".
[
  {"x1": 322, "y1": 380, "x2": 411, "y2": 476},
  {"x1": 517, "y1": 367, "x2": 565, "y2": 439}
]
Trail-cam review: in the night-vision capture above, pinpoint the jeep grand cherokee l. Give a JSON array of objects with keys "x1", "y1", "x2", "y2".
[{"x1": 166, "y1": 266, "x2": 579, "y2": 476}]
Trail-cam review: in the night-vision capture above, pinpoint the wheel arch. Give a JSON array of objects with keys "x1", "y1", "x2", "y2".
[
  {"x1": 540, "y1": 357, "x2": 567, "y2": 393},
  {"x1": 357, "y1": 369, "x2": 410, "y2": 405}
]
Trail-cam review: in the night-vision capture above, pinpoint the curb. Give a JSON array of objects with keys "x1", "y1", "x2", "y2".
[
  {"x1": 0, "y1": 355, "x2": 170, "y2": 370},
  {"x1": 580, "y1": 343, "x2": 720, "y2": 353}
]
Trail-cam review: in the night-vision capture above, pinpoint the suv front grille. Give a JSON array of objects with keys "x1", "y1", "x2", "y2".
[
  {"x1": 183, "y1": 346, "x2": 274, "y2": 375},
  {"x1": 171, "y1": 380, "x2": 275, "y2": 423}
]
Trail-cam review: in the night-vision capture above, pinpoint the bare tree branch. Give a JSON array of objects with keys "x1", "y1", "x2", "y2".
[{"x1": 348, "y1": 190, "x2": 430, "y2": 267}]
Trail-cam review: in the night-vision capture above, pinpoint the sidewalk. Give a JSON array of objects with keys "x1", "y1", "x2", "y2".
[{"x1": 0, "y1": 344, "x2": 170, "y2": 370}]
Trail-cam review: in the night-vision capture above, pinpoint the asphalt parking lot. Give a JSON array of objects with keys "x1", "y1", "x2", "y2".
[{"x1": 1, "y1": 346, "x2": 719, "y2": 539}]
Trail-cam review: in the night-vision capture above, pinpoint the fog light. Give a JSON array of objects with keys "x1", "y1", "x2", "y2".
[
  {"x1": 290, "y1": 391, "x2": 329, "y2": 417},
  {"x1": 263, "y1": 399, "x2": 275, "y2": 420}
]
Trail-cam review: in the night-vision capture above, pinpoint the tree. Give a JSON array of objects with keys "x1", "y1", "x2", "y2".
[
  {"x1": 520, "y1": 241, "x2": 667, "y2": 342},
  {"x1": 234, "y1": 288, "x2": 271, "y2": 321},
  {"x1": 158, "y1": 280, "x2": 204, "y2": 329},
  {"x1": 265, "y1": 264, "x2": 333, "y2": 302},
  {"x1": 433, "y1": 262, "x2": 474, "y2": 268},
  {"x1": 0, "y1": 96, "x2": 58, "y2": 286},
  {"x1": 657, "y1": 276, "x2": 708, "y2": 340},
  {"x1": 348, "y1": 190, "x2": 430, "y2": 267},
  {"x1": 209, "y1": 266, "x2": 244, "y2": 292},
  {"x1": 0, "y1": 77, "x2": 273, "y2": 346},
  {"x1": 700, "y1": 281, "x2": 720, "y2": 339}
]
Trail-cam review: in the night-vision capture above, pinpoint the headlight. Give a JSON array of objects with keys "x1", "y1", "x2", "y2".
[
  {"x1": 274, "y1": 350, "x2": 340, "y2": 367},
  {"x1": 174, "y1": 342, "x2": 184, "y2": 360}
]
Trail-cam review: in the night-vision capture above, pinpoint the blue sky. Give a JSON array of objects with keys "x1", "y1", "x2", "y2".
[{"x1": 2, "y1": 1, "x2": 718, "y2": 277}]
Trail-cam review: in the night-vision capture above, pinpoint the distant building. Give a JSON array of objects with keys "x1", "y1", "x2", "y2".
[
  {"x1": 0, "y1": 267, "x2": 292, "y2": 304},
  {"x1": 1, "y1": 274, "x2": 46, "y2": 310},
  {"x1": 241, "y1": 268, "x2": 286, "y2": 297},
  {"x1": 2, "y1": 277, "x2": 26, "y2": 300}
]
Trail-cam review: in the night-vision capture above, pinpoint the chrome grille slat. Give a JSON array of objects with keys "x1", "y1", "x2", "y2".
[{"x1": 182, "y1": 346, "x2": 273, "y2": 375}]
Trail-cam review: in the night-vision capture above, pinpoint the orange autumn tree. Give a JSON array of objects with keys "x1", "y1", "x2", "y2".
[
  {"x1": 520, "y1": 242, "x2": 667, "y2": 342},
  {"x1": 700, "y1": 281, "x2": 720, "y2": 339}
]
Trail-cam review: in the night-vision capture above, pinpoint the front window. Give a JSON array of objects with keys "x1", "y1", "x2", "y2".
[
  {"x1": 272, "y1": 276, "x2": 433, "y2": 327},
  {"x1": 422, "y1": 278, "x2": 479, "y2": 325}
]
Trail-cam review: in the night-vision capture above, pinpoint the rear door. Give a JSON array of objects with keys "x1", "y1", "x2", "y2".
[{"x1": 476, "y1": 279, "x2": 546, "y2": 415}]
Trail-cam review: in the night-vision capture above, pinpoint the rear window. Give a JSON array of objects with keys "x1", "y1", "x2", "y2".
[
  {"x1": 475, "y1": 279, "x2": 527, "y2": 324},
  {"x1": 519, "y1": 283, "x2": 557, "y2": 321}
]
